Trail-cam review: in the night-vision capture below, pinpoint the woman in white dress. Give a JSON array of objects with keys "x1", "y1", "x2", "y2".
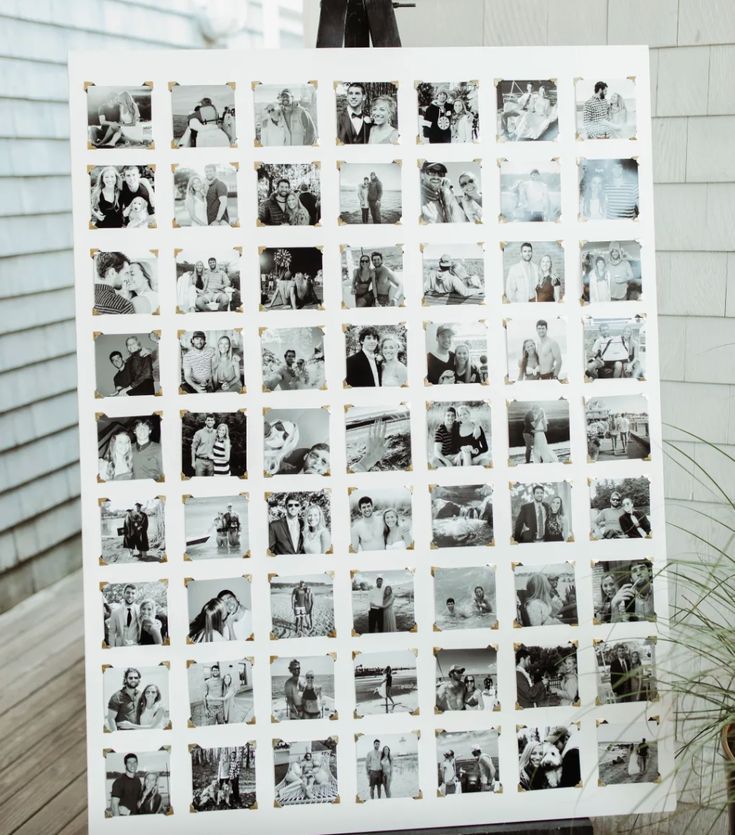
[
  {"x1": 379, "y1": 335, "x2": 407, "y2": 386},
  {"x1": 383, "y1": 508, "x2": 411, "y2": 549},
  {"x1": 302, "y1": 504, "x2": 331, "y2": 554},
  {"x1": 627, "y1": 744, "x2": 641, "y2": 778},
  {"x1": 531, "y1": 406, "x2": 558, "y2": 463},
  {"x1": 184, "y1": 175, "x2": 208, "y2": 226},
  {"x1": 382, "y1": 586, "x2": 397, "y2": 632},
  {"x1": 367, "y1": 96, "x2": 399, "y2": 144}
]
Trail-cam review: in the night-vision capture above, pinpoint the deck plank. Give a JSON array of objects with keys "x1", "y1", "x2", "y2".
[
  {"x1": 56, "y1": 810, "x2": 88, "y2": 835},
  {"x1": 13, "y1": 772, "x2": 87, "y2": 835}
]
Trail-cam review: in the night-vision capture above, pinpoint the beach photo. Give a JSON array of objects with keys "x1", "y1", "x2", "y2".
[
  {"x1": 436, "y1": 729, "x2": 500, "y2": 795},
  {"x1": 505, "y1": 316, "x2": 568, "y2": 383},
  {"x1": 584, "y1": 316, "x2": 647, "y2": 381},
  {"x1": 507, "y1": 399, "x2": 570, "y2": 465},
  {"x1": 274, "y1": 738, "x2": 338, "y2": 806},
  {"x1": 422, "y1": 243, "x2": 485, "y2": 306},
  {"x1": 87, "y1": 84, "x2": 152, "y2": 148},
  {"x1": 171, "y1": 84, "x2": 236, "y2": 147},
  {"x1": 514, "y1": 562, "x2": 577, "y2": 626},
  {"x1": 353, "y1": 649, "x2": 418, "y2": 716},
  {"x1": 187, "y1": 659, "x2": 254, "y2": 726},
  {"x1": 499, "y1": 159, "x2": 561, "y2": 222},
  {"x1": 271, "y1": 654, "x2": 336, "y2": 721},
  {"x1": 433, "y1": 565, "x2": 496, "y2": 631},
  {"x1": 430, "y1": 484, "x2": 493, "y2": 549},
  {"x1": 345, "y1": 404, "x2": 412, "y2": 473},
  {"x1": 349, "y1": 487, "x2": 413, "y2": 552},
  {"x1": 183, "y1": 495, "x2": 249, "y2": 560},
  {"x1": 597, "y1": 718, "x2": 659, "y2": 785},
  {"x1": 269, "y1": 574, "x2": 335, "y2": 639},
  {"x1": 100, "y1": 497, "x2": 165, "y2": 564},
  {"x1": 496, "y1": 79, "x2": 558, "y2": 141},
  {"x1": 175, "y1": 248, "x2": 242, "y2": 313},
  {"x1": 261, "y1": 325, "x2": 325, "y2": 391},
  {"x1": 435, "y1": 647, "x2": 499, "y2": 712},
  {"x1": 355, "y1": 732, "x2": 419, "y2": 801},
  {"x1": 339, "y1": 162, "x2": 402, "y2": 224},
  {"x1": 341, "y1": 244, "x2": 404, "y2": 308},
  {"x1": 427, "y1": 401, "x2": 491, "y2": 468},
  {"x1": 191, "y1": 745, "x2": 256, "y2": 811},
  {"x1": 352, "y1": 570, "x2": 415, "y2": 635}
]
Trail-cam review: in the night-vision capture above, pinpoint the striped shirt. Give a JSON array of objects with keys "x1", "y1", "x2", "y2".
[
  {"x1": 434, "y1": 424, "x2": 456, "y2": 456},
  {"x1": 94, "y1": 284, "x2": 134, "y2": 315},
  {"x1": 582, "y1": 96, "x2": 611, "y2": 137},
  {"x1": 183, "y1": 345, "x2": 215, "y2": 387},
  {"x1": 213, "y1": 439, "x2": 230, "y2": 475},
  {"x1": 605, "y1": 180, "x2": 639, "y2": 219}
]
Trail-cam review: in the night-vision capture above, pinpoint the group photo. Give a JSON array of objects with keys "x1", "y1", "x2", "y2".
[
  {"x1": 422, "y1": 243, "x2": 485, "y2": 305},
  {"x1": 430, "y1": 484, "x2": 493, "y2": 549},
  {"x1": 516, "y1": 725, "x2": 581, "y2": 790},
  {"x1": 433, "y1": 565, "x2": 496, "y2": 631},
  {"x1": 435, "y1": 647, "x2": 500, "y2": 712},
  {"x1": 345, "y1": 405, "x2": 412, "y2": 473},
  {"x1": 436, "y1": 730, "x2": 500, "y2": 795},
  {"x1": 267, "y1": 490, "x2": 332, "y2": 555},
  {"x1": 592, "y1": 559, "x2": 656, "y2": 623},
  {"x1": 191, "y1": 746, "x2": 256, "y2": 811},
  {"x1": 510, "y1": 481, "x2": 572, "y2": 544},
  {"x1": 89, "y1": 164, "x2": 155, "y2": 228},
  {"x1": 175, "y1": 249, "x2": 242, "y2": 313},
  {"x1": 93, "y1": 249, "x2": 159, "y2": 315},
  {"x1": 351, "y1": 570, "x2": 415, "y2": 635},
  {"x1": 496, "y1": 79, "x2": 558, "y2": 142},
  {"x1": 417, "y1": 81, "x2": 479, "y2": 143},
  {"x1": 344, "y1": 324, "x2": 408, "y2": 388},
  {"x1": 186, "y1": 578, "x2": 252, "y2": 643},
  {"x1": 590, "y1": 476, "x2": 652, "y2": 539},
  {"x1": 353, "y1": 649, "x2": 418, "y2": 716},
  {"x1": 183, "y1": 495, "x2": 249, "y2": 559},
  {"x1": 179, "y1": 329, "x2": 244, "y2": 394},
  {"x1": 103, "y1": 664, "x2": 169, "y2": 731},
  {"x1": 575, "y1": 78, "x2": 637, "y2": 140},
  {"x1": 273, "y1": 739, "x2": 338, "y2": 806},
  {"x1": 173, "y1": 162, "x2": 238, "y2": 226},
  {"x1": 585, "y1": 394, "x2": 650, "y2": 461},
  {"x1": 269, "y1": 574, "x2": 336, "y2": 639},
  {"x1": 515, "y1": 644, "x2": 579, "y2": 709},
  {"x1": 505, "y1": 316, "x2": 568, "y2": 382},
  {"x1": 419, "y1": 160, "x2": 482, "y2": 224},
  {"x1": 87, "y1": 84, "x2": 152, "y2": 148},
  {"x1": 355, "y1": 733, "x2": 419, "y2": 802},
  {"x1": 101, "y1": 580, "x2": 168, "y2": 647},
  {"x1": 595, "y1": 638, "x2": 657, "y2": 704},
  {"x1": 507, "y1": 399, "x2": 570, "y2": 465},
  {"x1": 503, "y1": 240, "x2": 565, "y2": 303},
  {"x1": 339, "y1": 162, "x2": 402, "y2": 224},
  {"x1": 97, "y1": 414, "x2": 163, "y2": 483},
  {"x1": 261, "y1": 325, "x2": 325, "y2": 390},
  {"x1": 260, "y1": 247, "x2": 323, "y2": 309},
  {"x1": 257, "y1": 162, "x2": 321, "y2": 225},
  {"x1": 171, "y1": 84, "x2": 236, "y2": 147},
  {"x1": 514, "y1": 562, "x2": 578, "y2": 626},
  {"x1": 341, "y1": 244, "x2": 405, "y2": 307},
  {"x1": 578, "y1": 158, "x2": 639, "y2": 220},
  {"x1": 100, "y1": 497, "x2": 165, "y2": 564},
  {"x1": 105, "y1": 750, "x2": 170, "y2": 816},
  {"x1": 181, "y1": 411, "x2": 247, "y2": 479},
  {"x1": 263, "y1": 408, "x2": 330, "y2": 476},
  {"x1": 335, "y1": 81, "x2": 399, "y2": 144},
  {"x1": 427, "y1": 400, "x2": 492, "y2": 468},
  {"x1": 270, "y1": 655, "x2": 336, "y2": 720},
  {"x1": 499, "y1": 160, "x2": 561, "y2": 222},
  {"x1": 94, "y1": 331, "x2": 160, "y2": 398},
  {"x1": 581, "y1": 239, "x2": 642, "y2": 302},
  {"x1": 597, "y1": 719, "x2": 659, "y2": 785},
  {"x1": 187, "y1": 659, "x2": 254, "y2": 726},
  {"x1": 425, "y1": 321, "x2": 488, "y2": 385},
  {"x1": 584, "y1": 316, "x2": 646, "y2": 380},
  {"x1": 254, "y1": 83, "x2": 317, "y2": 146},
  {"x1": 349, "y1": 488, "x2": 413, "y2": 552}
]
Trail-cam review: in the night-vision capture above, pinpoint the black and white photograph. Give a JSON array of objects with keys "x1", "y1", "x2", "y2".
[
  {"x1": 417, "y1": 81, "x2": 479, "y2": 143},
  {"x1": 595, "y1": 638, "x2": 658, "y2": 704},
  {"x1": 349, "y1": 488, "x2": 413, "y2": 551},
  {"x1": 257, "y1": 162, "x2": 321, "y2": 225},
  {"x1": 419, "y1": 160, "x2": 482, "y2": 224},
  {"x1": 264, "y1": 407, "x2": 330, "y2": 476},
  {"x1": 171, "y1": 84, "x2": 236, "y2": 147},
  {"x1": 104, "y1": 664, "x2": 170, "y2": 731},
  {"x1": 505, "y1": 316, "x2": 568, "y2": 382},
  {"x1": 173, "y1": 162, "x2": 238, "y2": 226},
  {"x1": 100, "y1": 497, "x2": 165, "y2": 564},
  {"x1": 187, "y1": 577, "x2": 252, "y2": 643},
  {"x1": 254, "y1": 83, "x2": 317, "y2": 146},
  {"x1": 514, "y1": 563, "x2": 577, "y2": 626},
  {"x1": 89, "y1": 164, "x2": 156, "y2": 229},
  {"x1": 435, "y1": 647, "x2": 500, "y2": 712},
  {"x1": 433, "y1": 565, "x2": 497, "y2": 631},
  {"x1": 339, "y1": 162, "x2": 402, "y2": 224},
  {"x1": 499, "y1": 159, "x2": 561, "y2": 223},
  {"x1": 345, "y1": 404, "x2": 412, "y2": 473},
  {"x1": 515, "y1": 644, "x2": 579, "y2": 709},
  {"x1": 507, "y1": 399, "x2": 570, "y2": 465},
  {"x1": 356, "y1": 732, "x2": 419, "y2": 801},
  {"x1": 260, "y1": 247, "x2": 323, "y2": 309},
  {"x1": 181, "y1": 410, "x2": 247, "y2": 478},
  {"x1": 93, "y1": 249, "x2": 159, "y2": 315},
  {"x1": 97, "y1": 414, "x2": 163, "y2": 482},
  {"x1": 184, "y1": 495, "x2": 249, "y2": 559},
  {"x1": 352, "y1": 570, "x2": 415, "y2": 635},
  {"x1": 422, "y1": 243, "x2": 485, "y2": 305},
  {"x1": 427, "y1": 401, "x2": 492, "y2": 468},
  {"x1": 517, "y1": 724, "x2": 581, "y2": 790},
  {"x1": 590, "y1": 476, "x2": 652, "y2": 539},
  {"x1": 187, "y1": 659, "x2": 254, "y2": 726},
  {"x1": 581, "y1": 240, "x2": 642, "y2": 302},
  {"x1": 274, "y1": 738, "x2": 338, "y2": 805},
  {"x1": 271, "y1": 655, "x2": 336, "y2": 720},
  {"x1": 261, "y1": 326, "x2": 325, "y2": 390},
  {"x1": 597, "y1": 719, "x2": 659, "y2": 785},
  {"x1": 269, "y1": 574, "x2": 336, "y2": 639},
  {"x1": 95, "y1": 332, "x2": 160, "y2": 398},
  {"x1": 353, "y1": 649, "x2": 418, "y2": 716},
  {"x1": 344, "y1": 324, "x2": 408, "y2": 388},
  {"x1": 425, "y1": 321, "x2": 488, "y2": 385},
  {"x1": 175, "y1": 249, "x2": 242, "y2": 312},
  {"x1": 593, "y1": 559, "x2": 656, "y2": 624},
  {"x1": 267, "y1": 490, "x2": 332, "y2": 555},
  {"x1": 584, "y1": 316, "x2": 646, "y2": 380},
  {"x1": 579, "y1": 158, "x2": 639, "y2": 220},
  {"x1": 191, "y1": 745, "x2": 256, "y2": 811},
  {"x1": 104, "y1": 749, "x2": 170, "y2": 816},
  {"x1": 436, "y1": 729, "x2": 500, "y2": 795},
  {"x1": 496, "y1": 80, "x2": 558, "y2": 142},
  {"x1": 430, "y1": 484, "x2": 493, "y2": 549},
  {"x1": 335, "y1": 81, "x2": 399, "y2": 144},
  {"x1": 101, "y1": 580, "x2": 168, "y2": 647},
  {"x1": 576, "y1": 78, "x2": 637, "y2": 140},
  {"x1": 179, "y1": 329, "x2": 244, "y2": 394},
  {"x1": 503, "y1": 240, "x2": 564, "y2": 303},
  {"x1": 586, "y1": 395, "x2": 650, "y2": 461},
  {"x1": 510, "y1": 481, "x2": 573, "y2": 544},
  {"x1": 87, "y1": 84, "x2": 152, "y2": 148},
  {"x1": 341, "y1": 244, "x2": 405, "y2": 307}
]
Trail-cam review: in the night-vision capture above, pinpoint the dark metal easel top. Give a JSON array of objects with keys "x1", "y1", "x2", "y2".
[{"x1": 316, "y1": 0, "x2": 414, "y2": 48}]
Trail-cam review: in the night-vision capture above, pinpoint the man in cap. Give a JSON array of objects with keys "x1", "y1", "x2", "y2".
[
  {"x1": 593, "y1": 490, "x2": 626, "y2": 538},
  {"x1": 423, "y1": 87, "x2": 453, "y2": 143},
  {"x1": 545, "y1": 726, "x2": 580, "y2": 787},
  {"x1": 424, "y1": 254, "x2": 481, "y2": 299},
  {"x1": 420, "y1": 162, "x2": 466, "y2": 223},
  {"x1": 279, "y1": 88, "x2": 316, "y2": 146},
  {"x1": 472, "y1": 746, "x2": 496, "y2": 791},
  {"x1": 436, "y1": 664, "x2": 467, "y2": 711},
  {"x1": 426, "y1": 323, "x2": 457, "y2": 385},
  {"x1": 440, "y1": 749, "x2": 459, "y2": 794},
  {"x1": 182, "y1": 330, "x2": 215, "y2": 393}
]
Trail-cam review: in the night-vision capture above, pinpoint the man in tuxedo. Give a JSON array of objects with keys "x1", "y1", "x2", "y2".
[
  {"x1": 346, "y1": 326, "x2": 382, "y2": 387},
  {"x1": 338, "y1": 82, "x2": 371, "y2": 144},
  {"x1": 268, "y1": 494, "x2": 304, "y2": 555},
  {"x1": 108, "y1": 584, "x2": 141, "y2": 647},
  {"x1": 515, "y1": 647, "x2": 548, "y2": 708},
  {"x1": 609, "y1": 644, "x2": 631, "y2": 702},
  {"x1": 513, "y1": 484, "x2": 549, "y2": 543}
]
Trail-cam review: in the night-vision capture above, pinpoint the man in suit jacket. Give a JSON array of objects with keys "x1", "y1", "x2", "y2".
[
  {"x1": 108, "y1": 584, "x2": 140, "y2": 647},
  {"x1": 346, "y1": 326, "x2": 382, "y2": 387},
  {"x1": 268, "y1": 494, "x2": 304, "y2": 554},
  {"x1": 337, "y1": 82, "x2": 371, "y2": 144},
  {"x1": 609, "y1": 645, "x2": 631, "y2": 702},
  {"x1": 513, "y1": 485, "x2": 549, "y2": 543},
  {"x1": 515, "y1": 647, "x2": 548, "y2": 708}
]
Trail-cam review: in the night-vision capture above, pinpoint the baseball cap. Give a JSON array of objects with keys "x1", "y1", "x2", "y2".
[
  {"x1": 448, "y1": 664, "x2": 465, "y2": 674},
  {"x1": 422, "y1": 161, "x2": 448, "y2": 175},
  {"x1": 439, "y1": 254, "x2": 453, "y2": 267},
  {"x1": 471, "y1": 747, "x2": 481, "y2": 755},
  {"x1": 436, "y1": 324, "x2": 456, "y2": 337}
]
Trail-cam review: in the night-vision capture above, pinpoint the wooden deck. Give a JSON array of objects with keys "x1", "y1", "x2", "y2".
[{"x1": 0, "y1": 571, "x2": 87, "y2": 835}]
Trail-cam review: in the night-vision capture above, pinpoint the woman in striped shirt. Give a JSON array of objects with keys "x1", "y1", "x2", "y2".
[{"x1": 213, "y1": 423, "x2": 231, "y2": 476}]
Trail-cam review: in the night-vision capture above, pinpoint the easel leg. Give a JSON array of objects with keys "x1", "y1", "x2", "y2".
[
  {"x1": 316, "y1": 0, "x2": 349, "y2": 47},
  {"x1": 365, "y1": 0, "x2": 402, "y2": 47}
]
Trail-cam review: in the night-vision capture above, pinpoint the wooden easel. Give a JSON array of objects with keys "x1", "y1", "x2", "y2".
[{"x1": 316, "y1": 0, "x2": 414, "y2": 48}]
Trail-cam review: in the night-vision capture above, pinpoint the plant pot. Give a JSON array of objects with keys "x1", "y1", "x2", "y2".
[{"x1": 722, "y1": 724, "x2": 735, "y2": 835}]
